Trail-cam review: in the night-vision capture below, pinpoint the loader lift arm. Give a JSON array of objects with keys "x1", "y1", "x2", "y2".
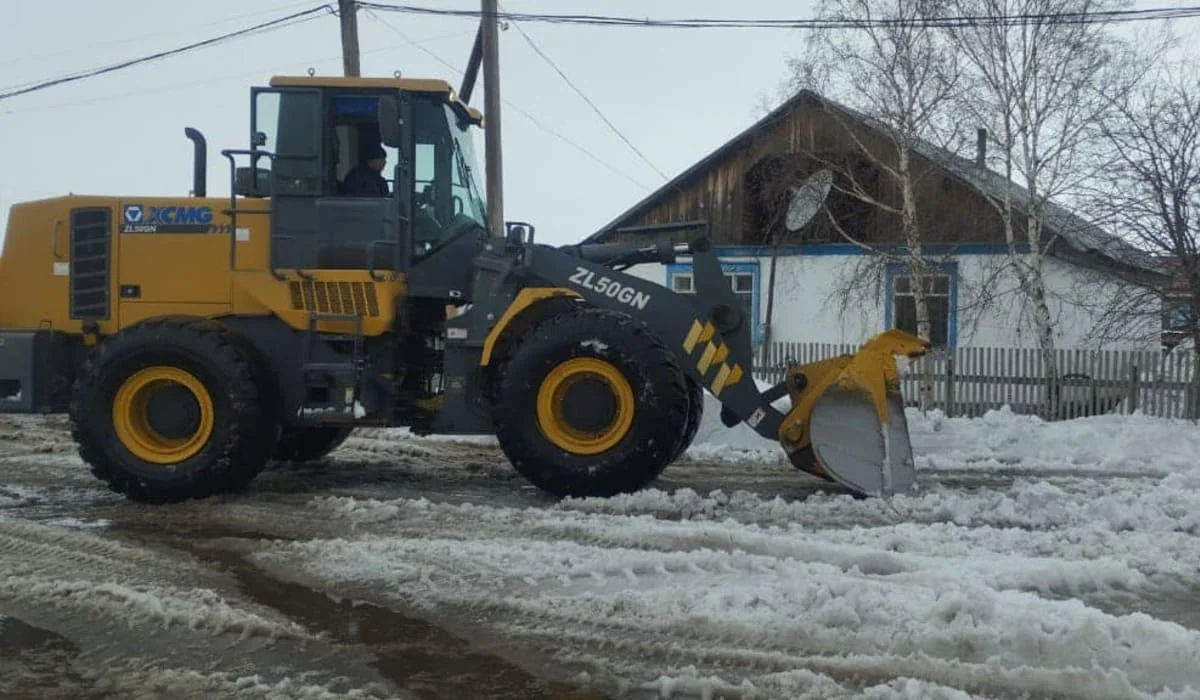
[
  {"x1": 525, "y1": 220, "x2": 931, "y2": 497},
  {"x1": 534, "y1": 222, "x2": 786, "y2": 440}
]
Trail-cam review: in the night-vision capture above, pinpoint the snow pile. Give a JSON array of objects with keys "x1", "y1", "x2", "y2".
[
  {"x1": 684, "y1": 377, "x2": 1200, "y2": 477},
  {"x1": 909, "y1": 406, "x2": 1200, "y2": 476},
  {"x1": 685, "y1": 379, "x2": 790, "y2": 463}
]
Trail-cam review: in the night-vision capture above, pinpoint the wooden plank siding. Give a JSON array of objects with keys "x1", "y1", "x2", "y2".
[{"x1": 603, "y1": 93, "x2": 1012, "y2": 248}]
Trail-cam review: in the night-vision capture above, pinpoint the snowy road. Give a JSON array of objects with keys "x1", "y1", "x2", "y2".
[{"x1": 2, "y1": 406, "x2": 1199, "y2": 699}]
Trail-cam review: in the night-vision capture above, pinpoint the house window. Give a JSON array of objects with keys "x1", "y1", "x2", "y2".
[
  {"x1": 667, "y1": 263, "x2": 760, "y2": 345},
  {"x1": 886, "y1": 264, "x2": 956, "y2": 348},
  {"x1": 1164, "y1": 298, "x2": 1195, "y2": 331}
]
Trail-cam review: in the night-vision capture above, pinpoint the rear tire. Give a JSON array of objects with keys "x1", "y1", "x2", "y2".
[
  {"x1": 69, "y1": 319, "x2": 273, "y2": 503},
  {"x1": 493, "y1": 307, "x2": 689, "y2": 498},
  {"x1": 272, "y1": 426, "x2": 353, "y2": 462}
]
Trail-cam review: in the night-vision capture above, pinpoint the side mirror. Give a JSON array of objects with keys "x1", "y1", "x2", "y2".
[
  {"x1": 785, "y1": 168, "x2": 833, "y2": 232},
  {"x1": 253, "y1": 131, "x2": 268, "y2": 148},
  {"x1": 378, "y1": 96, "x2": 401, "y2": 148}
]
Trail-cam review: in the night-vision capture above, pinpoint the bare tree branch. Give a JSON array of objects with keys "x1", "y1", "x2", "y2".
[
  {"x1": 780, "y1": 0, "x2": 964, "y2": 376},
  {"x1": 1087, "y1": 61, "x2": 1200, "y2": 415},
  {"x1": 943, "y1": 0, "x2": 1147, "y2": 394}
]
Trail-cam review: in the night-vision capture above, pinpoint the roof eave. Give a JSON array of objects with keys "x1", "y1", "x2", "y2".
[{"x1": 581, "y1": 90, "x2": 825, "y2": 244}]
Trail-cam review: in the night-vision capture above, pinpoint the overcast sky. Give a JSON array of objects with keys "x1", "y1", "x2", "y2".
[
  {"x1": 0, "y1": 0, "x2": 817, "y2": 247},
  {"x1": 2, "y1": 0, "x2": 1197, "y2": 248}
]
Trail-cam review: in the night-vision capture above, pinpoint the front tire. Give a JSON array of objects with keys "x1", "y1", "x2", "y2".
[
  {"x1": 666, "y1": 375, "x2": 704, "y2": 465},
  {"x1": 492, "y1": 307, "x2": 689, "y2": 498},
  {"x1": 69, "y1": 319, "x2": 274, "y2": 503}
]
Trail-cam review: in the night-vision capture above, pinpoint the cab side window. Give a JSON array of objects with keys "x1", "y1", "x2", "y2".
[
  {"x1": 330, "y1": 94, "x2": 397, "y2": 198},
  {"x1": 254, "y1": 90, "x2": 323, "y2": 196}
]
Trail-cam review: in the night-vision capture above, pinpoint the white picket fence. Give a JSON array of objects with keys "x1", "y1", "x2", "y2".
[{"x1": 754, "y1": 342, "x2": 1200, "y2": 420}]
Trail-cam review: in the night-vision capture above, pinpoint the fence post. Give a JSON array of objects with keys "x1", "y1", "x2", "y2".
[
  {"x1": 1128, "y1": 363, "x2": 1139, "y2": 414},
  {"x1": 945, "y1": 353, "x2": 956, "y2": 417}
]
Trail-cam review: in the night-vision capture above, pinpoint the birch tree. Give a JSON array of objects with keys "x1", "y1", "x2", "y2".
[
  {"x1": 1094, "y1": 66, "x2": 1200, "y2": 416},
  {"x1": 943, "y1": 0, "x2": 1138, "y2": 398},
  {"x1": 784, "y1": 0, "x2": 963, "y2": 359}
]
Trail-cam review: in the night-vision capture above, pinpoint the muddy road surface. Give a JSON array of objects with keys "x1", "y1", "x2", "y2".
[{"x1": 2, "y1": 413, "x2": 1199, "y2": 700}]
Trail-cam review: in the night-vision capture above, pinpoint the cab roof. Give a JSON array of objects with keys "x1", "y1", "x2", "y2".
[
  {"x1": 270, "y1": 74, "x2": 452, "y2": 92},
  {"x1": 267, "y1": 75, "x2": 483, "y2": 124}
]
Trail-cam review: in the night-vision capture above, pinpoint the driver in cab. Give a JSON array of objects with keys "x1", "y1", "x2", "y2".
[{"x1": 341, "y1": 144, "x2": 390, "y2": 197}]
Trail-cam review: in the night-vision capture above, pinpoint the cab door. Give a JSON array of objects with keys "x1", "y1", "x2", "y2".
[{"x1": 251, "y1": 87, "x2": 404, "y2": 275}]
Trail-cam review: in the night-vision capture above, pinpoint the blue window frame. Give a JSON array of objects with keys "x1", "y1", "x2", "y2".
[
  {"x1": 1165, "y1": 298, "x2": 1195, "y2": 331},
  {"x1": 884, "y1": 261, "x2": 958, "y2": 348},
  {"x1": 666, "y1": 261, "x2": 762, "y2": 346}
]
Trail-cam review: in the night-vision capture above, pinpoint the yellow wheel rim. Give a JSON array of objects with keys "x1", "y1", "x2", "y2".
[
  {"x1": 112, "y1": 366, "x2": 214, "y2": 464},
  {"x1": 535, "y1": 357, "x2": 634, "y2": 455}
]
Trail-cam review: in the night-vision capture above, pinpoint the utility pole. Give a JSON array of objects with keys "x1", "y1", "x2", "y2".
[
  {"x1": 338, "y1": 0, "x2": 361, "y2": 77},
  {"x1": 459, "y1": 27, "x2": 484, "y2": 104},
  {"x1": 481, "y1": 0, "x2": 504, "y2": 238}
]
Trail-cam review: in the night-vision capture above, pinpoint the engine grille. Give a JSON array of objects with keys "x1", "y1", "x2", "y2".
[
  {"x1": 288, "y1": 280, "x2": 381, "y2": 317},
  {"x1": 70, "y1": 207, "x2": 111, "y2": 321}
]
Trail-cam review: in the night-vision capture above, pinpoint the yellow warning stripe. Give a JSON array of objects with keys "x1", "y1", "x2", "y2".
[
  {"x1": 680, "y1": 318, "x2": 744, "y2": 397},
  {"x1": 683, "y1": 321, "x2": 703, "y2": 354},
  {"x1": 713, "y1": 364, "x2": 743, "y2": 397},
  {"x1": 697, "y1": 342, "x2": 719, "y2": 374}
]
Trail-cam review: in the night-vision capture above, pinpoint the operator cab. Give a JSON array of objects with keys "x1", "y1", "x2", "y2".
[{"x1": 229, "y1": 75, "x2": 488, "y2": 274}]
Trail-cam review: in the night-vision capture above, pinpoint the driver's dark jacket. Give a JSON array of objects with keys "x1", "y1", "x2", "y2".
[{"x1": 341, "y1": 165, "x2": 389, "y2": 196}]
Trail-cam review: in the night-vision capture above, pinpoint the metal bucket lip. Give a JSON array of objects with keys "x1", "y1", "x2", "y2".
[{"x1": 809, "y1": 390, "x2": 918, "y2": 497}]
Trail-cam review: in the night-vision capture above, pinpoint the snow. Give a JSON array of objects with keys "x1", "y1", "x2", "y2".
[
  {"x1": 9, "y1": 390, "x2": 1200, "y2": 696},
  {"x1": 0, "y1": 517, "x2": 313, "y2": 643},
  {"x1": 910, "y1": 406, "x2": 1200, "y2": 476},
  {"x1": 684, "y1": 378, "x2": 790, "y2": 463},
  {"x1": 242, "y1": 408, "x2": 1200, "y2": 699}
]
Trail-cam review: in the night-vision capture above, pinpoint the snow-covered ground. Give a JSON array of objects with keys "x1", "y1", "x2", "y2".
[
  {"x1": 253, "y1": 406, "x2": 1200, "y2": 699},
  {"x1": 2, "y1": 406, "x2": 1200, "y2": 699}
]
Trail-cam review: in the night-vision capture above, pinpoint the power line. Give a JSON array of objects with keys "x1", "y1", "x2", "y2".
[
  {"x1": 0, "y1": 0, "x2": 320, "y2": 69},
  {"x1": 363, "y1": 9, "x2": 651, "y2": 192},
  {"x1": 0, "y1": 30, "x2": 475, "y2": 118},
  {"x1": 0, "y1": 5, "x2": 334, "y2": 102},
  {"x1": 505, "y1": 15, "x2": 669, "y2": 182},
  {"x1": 358, "y1": 3, "x2": 1200, "y2": 29}
]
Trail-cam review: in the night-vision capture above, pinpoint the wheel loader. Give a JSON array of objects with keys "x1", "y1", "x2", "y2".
[{"x1": 0, "y1": 74, "x2": 929, "y2": 503}]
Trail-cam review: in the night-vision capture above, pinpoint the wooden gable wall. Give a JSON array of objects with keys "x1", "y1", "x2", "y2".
[{"x1": 605, "y1": 98, "x2": 1009, "y2": 248}]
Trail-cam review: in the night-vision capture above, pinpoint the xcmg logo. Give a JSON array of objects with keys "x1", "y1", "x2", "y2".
[
  {"x1": 121, "y1": 204, "x2": 214, "y2": 232},
  {"x1": 146, "y1": 206, "x2": 213, "y2": 225}
]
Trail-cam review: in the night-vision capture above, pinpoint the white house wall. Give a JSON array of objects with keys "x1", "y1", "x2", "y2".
[
  {"x1": 953, "y1": 255, "x2": 1160, "y2": 350},
  {"x1": 620, "y1": 250, "x2": 1161, "y2": 351}
]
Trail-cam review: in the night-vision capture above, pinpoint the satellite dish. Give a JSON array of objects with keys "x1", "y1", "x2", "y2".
[{"x1": 785, "y1": 169, "x2": 833, "y2": 232}]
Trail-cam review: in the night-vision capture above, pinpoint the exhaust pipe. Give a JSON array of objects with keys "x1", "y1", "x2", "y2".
[{"x1": 184, "y1": 127, "x2": 207, "y2": 197}]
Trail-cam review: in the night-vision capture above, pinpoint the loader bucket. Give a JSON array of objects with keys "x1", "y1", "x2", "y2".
[{"x1": 777, "y1": 329, "x2": 930, "y2": 497}]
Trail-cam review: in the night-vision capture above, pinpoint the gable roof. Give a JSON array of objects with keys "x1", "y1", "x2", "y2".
[{"x1": 584, "y1": 89, "x2": 1167, "y2": 283}]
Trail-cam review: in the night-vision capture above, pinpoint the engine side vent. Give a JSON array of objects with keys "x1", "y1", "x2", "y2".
[
  {"x1": 69, "y1": 207, "x2": 111, "y2": 320},
  {"x1": 288, "y1": 281, "x2": 380, "y2": 317}
]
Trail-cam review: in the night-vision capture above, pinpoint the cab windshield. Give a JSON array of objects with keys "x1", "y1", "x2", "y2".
[
  {"x1": 412, "y1": 97, "x2": 487, "y2": 253},
  {"x1": 445, "y1": 104, "x2": 487, "y2": 228}
]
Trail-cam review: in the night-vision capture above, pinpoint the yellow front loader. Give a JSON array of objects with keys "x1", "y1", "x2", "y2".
[{"x1": 0, "y1": 74, "x2": 928, "y2": 503}]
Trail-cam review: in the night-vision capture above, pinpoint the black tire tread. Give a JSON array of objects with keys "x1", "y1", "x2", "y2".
[
  {"x1": 69, "y1": 318, "x2": 273, "y2": 503},
  {"x1": 667, "y1": 375, "x2": 704, "y2": 465},
  {"x1": 492, "y1": 307, "x2": 690, "y2": 498}
]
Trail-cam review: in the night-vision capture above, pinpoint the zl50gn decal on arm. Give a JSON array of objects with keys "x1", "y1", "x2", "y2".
[{"x1": 568, "y1": 267, "x2": 652, "y2": 310}]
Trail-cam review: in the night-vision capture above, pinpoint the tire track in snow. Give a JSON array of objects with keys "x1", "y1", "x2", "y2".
[
  {"x1": 248, "y1": 492, "x2": 1200, "y2": 699},
  {"x1": 0, "y1": 518, "x2": 311, "y2": 642},
  {"x1": 305, "y1": 481, "x2": 1200, "y2": 594}
]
